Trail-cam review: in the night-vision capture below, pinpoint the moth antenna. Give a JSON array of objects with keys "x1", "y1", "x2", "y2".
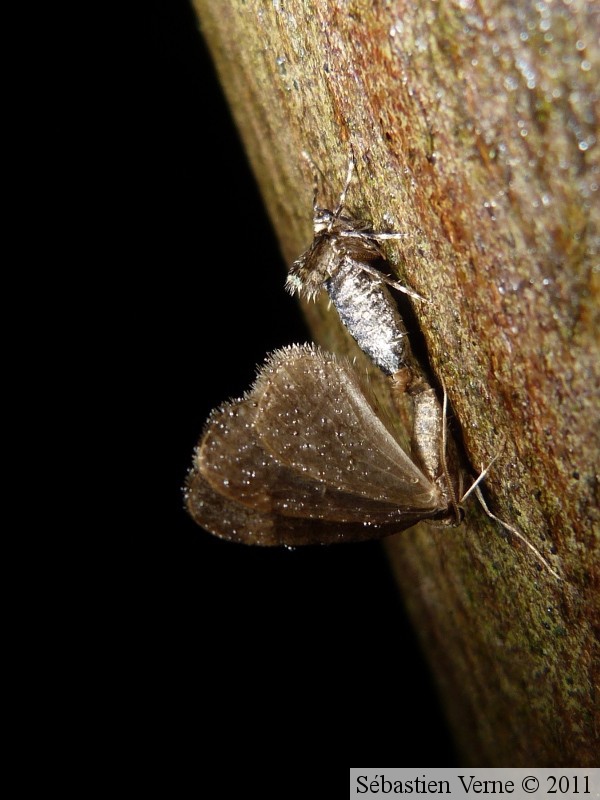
[
  {"x1": 301, "y1": 150, "x2": 334, "y2": 210},
  {"x1": 458, "y1": 440, "x2": 562, "y2": 580},
  {"x1": 473, "y1": 483, "x2": 562, "y2": 581},
  {"x1": 440, "y1": 382, "x2": 461, "y2": 524},
  {"x1": 459, "y1": 454, "x2": 500, "y2": 503},
  {"x1": 300, "y1": 151, "x2": 321, "y2": 218},
  {"x1": 330, "y1": 155, "x2": 355, "y2": 231}
]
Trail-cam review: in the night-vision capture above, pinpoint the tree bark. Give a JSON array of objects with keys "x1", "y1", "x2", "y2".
[{"x1": 192, "y1": 0, "x2": 599, "y2": 765}]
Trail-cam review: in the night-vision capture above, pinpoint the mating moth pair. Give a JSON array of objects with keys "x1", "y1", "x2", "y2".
[{"x1": 185, "y1": 154, "x2": 560, "y2": 580}]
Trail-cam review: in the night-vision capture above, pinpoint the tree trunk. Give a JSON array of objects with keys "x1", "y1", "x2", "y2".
[{"x1": 192, "y1": 0, "x2": 599, "y2": 765}]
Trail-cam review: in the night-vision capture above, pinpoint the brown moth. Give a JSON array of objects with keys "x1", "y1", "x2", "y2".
[{"x1": 185, "y1": 344, "x2": 461, "y2": 546}]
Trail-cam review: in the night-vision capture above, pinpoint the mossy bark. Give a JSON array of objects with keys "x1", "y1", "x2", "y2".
[{"x1": 192, "y1": 0, "x2": 599, "y2": 765}]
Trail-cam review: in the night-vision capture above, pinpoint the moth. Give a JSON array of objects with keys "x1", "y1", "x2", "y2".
[
  {"x1": 283, "y1": 154, "x2": 561, "y2": 579},
  {"x1": 185, "y1": 155, "x2": 561, "y2": 579},
  {"x1": 286, "y1": 153, "x2": 424, "y2": 379},
  {"x1": 185, "y1": 344, "x2": 462, "y2": 546},
  {"x1": 285, "y1": 153, "x2": 455, "y2": 505}
]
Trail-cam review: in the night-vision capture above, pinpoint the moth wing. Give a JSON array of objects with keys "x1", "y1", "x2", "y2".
[
  {"x1": 196, "y1": 396, "x2": 364, "y2": 516},
  {"x1": 254, "y1": 345, "x2": 441, "y2": 510},
  {"x1": 185, "y1": 467, "x2": 428, "y2": 547},
  {"x1": 191, "y1": 394, "x2": 439, "y2": 527},
  {"x1": 185, "y1": 360, "x2": 436, "y2": 546}
]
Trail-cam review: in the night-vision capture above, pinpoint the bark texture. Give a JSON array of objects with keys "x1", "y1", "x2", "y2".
[{"x1": 192, "y1": 0, "x2": 599, "y2": 765}]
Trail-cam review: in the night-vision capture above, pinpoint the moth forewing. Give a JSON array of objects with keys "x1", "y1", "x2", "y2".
[
  {"x1": 185, "y1": 467, "x2": 280, "y2": 546},
  {"x1": 186, "y1": 452, "x2": 439, "y2": 548},
  {"x1": 196, "y1": 396, "x2": 278, "y2": 512},
  {"x1": 254, "y1": 346, "x2": 442, "y2": 510},
  {"x1": 185, "y1": 345, "x2": 450, "y2": 546}
]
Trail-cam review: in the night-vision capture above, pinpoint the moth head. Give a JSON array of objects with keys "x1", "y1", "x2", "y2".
[{"x1": 313, "y1": 207, "x2": 334, "y2": 234}]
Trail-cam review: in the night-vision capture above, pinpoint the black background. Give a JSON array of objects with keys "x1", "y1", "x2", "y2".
[{"x1": 134, "y1": 1, "x2": 459, "y2": 764}]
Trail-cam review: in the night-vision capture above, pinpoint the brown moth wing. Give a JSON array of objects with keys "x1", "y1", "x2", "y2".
[
  {"x1": 185, "y1": 345, "x2": 445, "y2": 545},
  {"x1": 195, "y1": 393, "x2": 440, "y2": 524},
  {"x1": 185, "y1": 467, "x2": 427, "y2": 546},
  {"x1": 195, "y1": 395, "x2": 274, "y2": 512},
  {"x1": 254, "y1": 346, "x2": 442, "y2": 511}
]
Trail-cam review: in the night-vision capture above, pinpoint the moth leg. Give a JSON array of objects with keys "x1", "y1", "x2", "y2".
[
  {"x1": 300, "y1": 150, "x2": 325, "y2": 219},
  {"x1": 355, "y1": 261, "x2": 426, "y2": 302},
  {"x1": 364, "y1": 231, "x2": 409, "y2": 240},
  {"x1": 439, "y1": 383, "x2": 461, "y2": 523},
  {"x1": 331, "y1": 155, "x2": 355, "y2": 229},
  {"x1": 309, "y1": 158, "x2": 319, "y2": 218}
]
